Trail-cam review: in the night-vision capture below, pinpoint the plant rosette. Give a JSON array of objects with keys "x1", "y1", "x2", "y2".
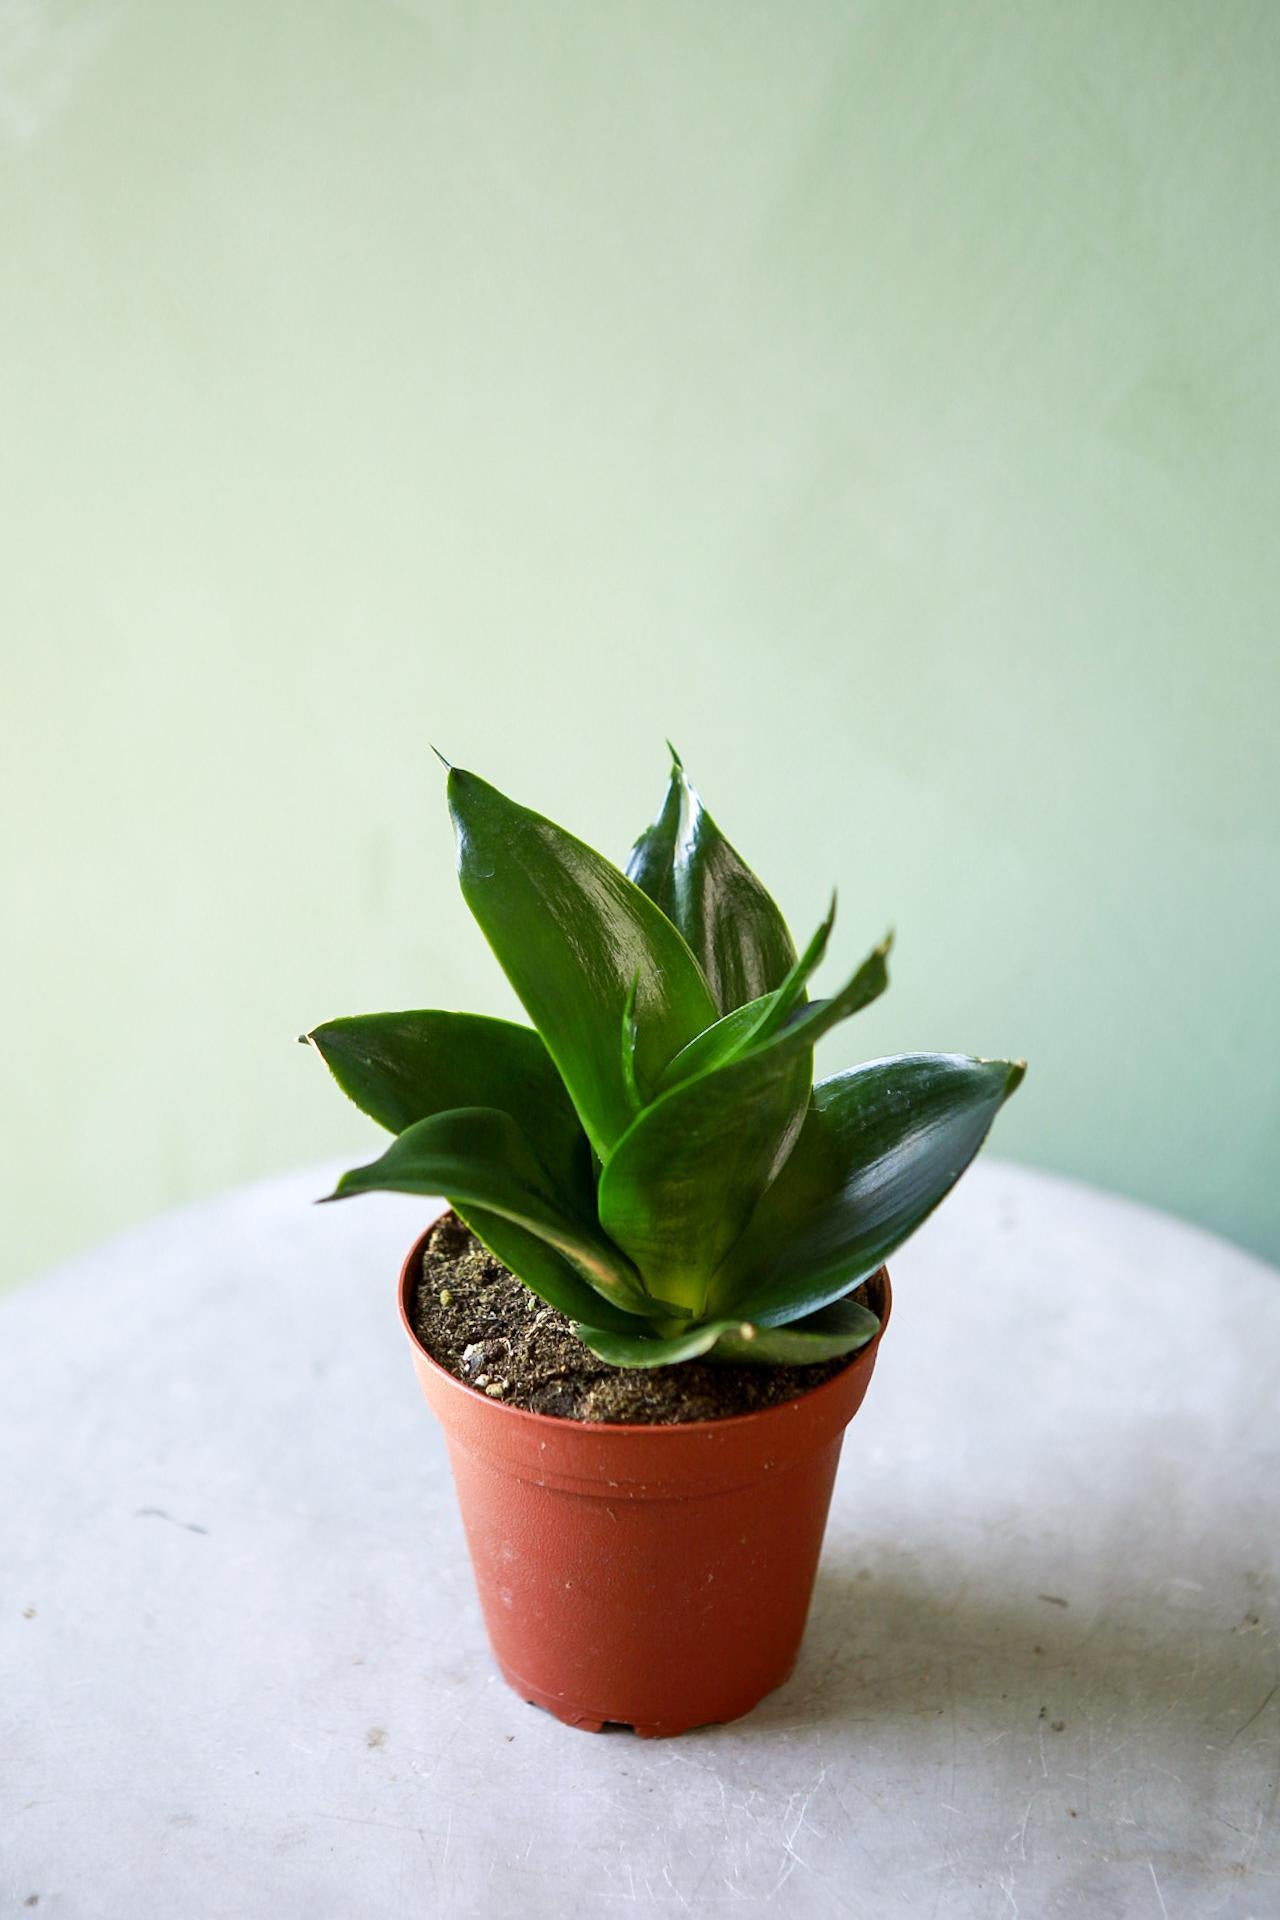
[{"x1": 304, "y1": 749, "x2": 1024, "y2": 1734}]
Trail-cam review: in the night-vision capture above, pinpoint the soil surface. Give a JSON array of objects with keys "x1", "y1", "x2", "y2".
[{"x1": 412, "y1": 1210, "x2": 879, "y2": 1425}]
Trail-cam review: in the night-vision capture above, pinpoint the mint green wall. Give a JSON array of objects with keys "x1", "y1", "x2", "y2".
[{"x1": 3, "y1": 2, "x2": 1277, "y2": 1290}]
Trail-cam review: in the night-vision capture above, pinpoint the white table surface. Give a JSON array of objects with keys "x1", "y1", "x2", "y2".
[{"x1": 3, "y1": 1160, "x2": 1278, "y2": 1919}]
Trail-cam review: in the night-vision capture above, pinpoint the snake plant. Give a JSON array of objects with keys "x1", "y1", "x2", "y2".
[{"x1": 304, "y1": 752, "x2": 1024, "y2": 1367}]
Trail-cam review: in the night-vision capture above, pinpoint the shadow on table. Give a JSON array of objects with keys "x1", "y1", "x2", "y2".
[{"x1": 728, "y1": 1556, "x2": 1275, "y2": 1747}]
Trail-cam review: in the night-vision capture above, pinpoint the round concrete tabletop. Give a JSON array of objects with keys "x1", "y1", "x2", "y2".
[{"x1": 3, "y1": 1161, "x2": 1278, "y2": 1918}]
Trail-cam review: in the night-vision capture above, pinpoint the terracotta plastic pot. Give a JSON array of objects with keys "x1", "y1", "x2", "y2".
[{"x1": 398, "y1": 1228, "x2": 891, "y2": 1737}]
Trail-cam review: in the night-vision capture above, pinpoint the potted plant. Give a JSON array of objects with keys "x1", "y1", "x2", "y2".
[{"x1": 303, "y1": 750, "x2": 1024, "y2": 1736}]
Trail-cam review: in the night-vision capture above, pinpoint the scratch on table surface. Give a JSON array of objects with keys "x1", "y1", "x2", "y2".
[
  {"x1": 790, "y1": 1768, "x2": 827, "y2": 1835},
  {"x1": 661, "y1": 1863, "x2": 691, "y2": 1912},
  {"x1": 1230, "y1": 1679, "x2": 1279, "y2": 1742},
  {"x1": 1242, "y1": 1798, "x2": 1269, "y2": 1867},
  {"x1": 649, "y1": 1750, "x2": 728, "y2": 1816},
  {"x1": 1009, "y1": 1796, "x2": 1036, "y2": 1863},
  {"x1": 1148, "y1": 1860, "x2": 1170, "y2": 1920},
  {"x1": 1150, "y1": 1763, "x2": 1188, "y2": 1793},
  {"x1": 306, "y1": 1810, "x2": 428, "y2": 1837},
  {"x1": 1245, "y1": 1757, "x2": 1280, "y2": 1866},
  {"x1": 928, "y1": 1665, "x2": 960, "y2": 1920},
  {"x1": 768, "y1": 1767, "x2": 828, "y2": 1897},
  {"x1": 737, "y1": 1786, "x2": 767, "y2": 1830},
  {"x1": 135, "y1": 1507, "x2": 208, "y2": 1535}
]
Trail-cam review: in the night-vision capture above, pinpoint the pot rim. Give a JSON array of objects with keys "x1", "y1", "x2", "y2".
[{"x1": 397, "y1": 1218, "x2": 892, "y2": 1440}]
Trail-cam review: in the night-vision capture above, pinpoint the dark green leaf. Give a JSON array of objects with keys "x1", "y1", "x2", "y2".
[
  {"x1": 740, "y1": 896, "x2": 837, "y2": 1048},
  {"x1": 623, "y1": 745, "x2": 683, "y2": 902},
  {"x1": 764, "y1": 932, "x2": 892, "y2": 1055},
  {"x1": 713, "y1": 1055, "x2": 1026, "y2": 1324},
  {"x1": 449, "y1": 768, "x2": 717, "y2": 1159},
  {"x1": 325, "y1": 1105, "x2": 653, "y2": 1325},
  {"x1": 596, "y1": 934, "x2": 893, "y2": 1317},
  {"x1": 573, "y1": 1296, "x2": 880, "y2": 1369},
  {"x1": 597, "y1": 1034, "x2": 813, "y2": 1318},
  {"x1": 653, "y1": 898, "x2": 845, "y2": 1093},
  {"x1": 625, "y1": 748, "x2": 797, "y2": 1016},
  {"x1": 304, "y1": 1009, "x2": 589, "y2": 1201},
  {"x1": 705, "y1": 1297, "x2": 881, "y2": 1364},
  {"x1": 452, "y1": 1205, "x2": 645, "y2": 1338},
  {"x1": 620, "y1": 972, "x2": 644, "y2": 1115},
  {"x1": 573, "y1": 1319, "x2": 731, "y2": 1368},
  {"x1": 652, "y1": 991, "x2": 774, "y2": 1094}
]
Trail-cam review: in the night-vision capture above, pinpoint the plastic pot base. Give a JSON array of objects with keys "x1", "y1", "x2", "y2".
[{"x1": 497, "y1": 1656, "x2": 799, "y2": 1738}]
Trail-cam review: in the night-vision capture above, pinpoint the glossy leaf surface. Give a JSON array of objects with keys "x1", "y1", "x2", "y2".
[
  {"x1": 449, "y1": 769, "x2": 717, "y2": 1159},
  {"x1": 652, "y1": 991, "x2": 774, "y2": 1094},
  {"x1": 454, "y1": 1204, "x2": 642, "y2": 1337},
  {"x1": 308, "y1": 754, "x2": 1027, "y2": 1372},
  {"x1": 573, "y1": 1319, "x2": 731, "y2": 1368},
  {"x1": 620, "y1": 973, "x2": 644, "y2": 1114},
  {"x1": 741, "y1": 895, "x2": 836, "y2": 1048},
  {"x1": 655, "y1": 917, "x2": 885, "y2": 1094},
  {"x1": 765, "y1": 933, "x2": 893, "y2": 1054},
  {"x1": 625, "y1": 750, "x2": 797, "y2": 1016},
  {"x1": 597, "y1": 1030, "x2": 813, "y2": 1315},
  {"x1": 708, "y1": 1297, "x2": 882, "y2": 1364},
  {"x1": 587, "y1": 932, "x2": 893, "y2": 1315},
  {"x1": 574, "y1": 1295, "x2": 880, "y2": 1369},
  {"x1": 327, "y1": 1105, "x2": 651, "y2": 1324},
  {"x1": 714, "y1": 1054, "x2": 1027, "y2": 1324},
  {"x1": 304, "y1": 1009, "x2": 589, "y2": 1200}
]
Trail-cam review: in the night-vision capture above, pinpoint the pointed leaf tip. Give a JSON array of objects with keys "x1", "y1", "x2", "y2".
[
  {"x1": 430, "y1": 743, "x2": 453, "y2": 770},
  {"x1": 626, "y1": 760, "x2": 798, "y2": 1016},
  {"x1": 715, "y1": 1052, "x2": 1028, "y2": 1325},
  {"x1": 977, "y1": 1055, "x2": 1027, "y2": 1094},
  {"x1": 449, "y1": 770, "x2": 717, "y2": 1156}
]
